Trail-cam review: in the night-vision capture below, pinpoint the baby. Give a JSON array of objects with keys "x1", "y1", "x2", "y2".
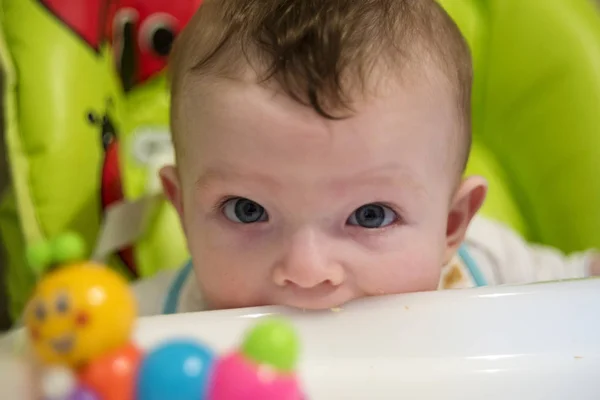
[
  {"x1": 1, "y1": 1, "x2": 599, "y2": 396},
  {"x1": 130, "y1": 0, "x2": 599, "y2": 316}
]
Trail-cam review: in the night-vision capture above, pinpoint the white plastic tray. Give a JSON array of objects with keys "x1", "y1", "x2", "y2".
[{"x1": 134, "y1": 278, "x2": 600, "y2": 399}]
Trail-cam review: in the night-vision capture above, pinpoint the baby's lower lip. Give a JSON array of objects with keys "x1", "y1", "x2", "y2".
[{"x1": 279, "y1": 288, "x2": 353, "y2": 310}]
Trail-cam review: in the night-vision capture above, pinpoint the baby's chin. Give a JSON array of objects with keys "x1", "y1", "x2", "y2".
[
  {"x1": 204, "y1": 293, "x2": 352, "y2": 312},
  {"x1": 202, "y1": 296, "x2": 271, "y2": 311},
  {"x1": 202, "y1": 279, "x2": 441, "y2": 311}
]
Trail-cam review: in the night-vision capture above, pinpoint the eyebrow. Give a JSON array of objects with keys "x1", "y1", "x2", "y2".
[
  {"x1": 195, "y1": 166, "x2": 281, "y2": 190},
  {"x1": 195, "y1": 162, "x2": 426, "y2": 195},
  {"x1": 342, "y1": 163, "x2": 427, "y2": 194}
]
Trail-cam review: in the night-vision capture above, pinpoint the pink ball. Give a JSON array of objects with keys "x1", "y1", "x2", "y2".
[{"x1": 207, "y1": 353, "x2": 302, "y2": 400}]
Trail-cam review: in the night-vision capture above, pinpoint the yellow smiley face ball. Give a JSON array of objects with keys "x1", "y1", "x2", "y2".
[{"x1": 25, "y1": 263, "x2": 137, "y2": 368}]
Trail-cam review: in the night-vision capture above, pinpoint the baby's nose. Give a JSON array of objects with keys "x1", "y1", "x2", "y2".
[{"x1": 272, "y1": 228, "x2": 345, "y2": 289}]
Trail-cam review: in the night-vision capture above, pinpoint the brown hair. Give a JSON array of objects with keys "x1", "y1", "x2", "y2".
[{"x1": 170, "y1": 0, "x2": 472, "y2": 167}]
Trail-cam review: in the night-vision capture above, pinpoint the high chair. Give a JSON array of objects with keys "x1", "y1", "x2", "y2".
[{"x1": 0, "y1": 0, "x2": 599, "y2": 325}]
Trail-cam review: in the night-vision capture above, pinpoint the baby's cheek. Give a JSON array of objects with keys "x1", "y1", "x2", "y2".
[
  {"x1": 193, "y1": 251, "x2": 269, "y2": 309},
  {"x1": 361, "y1": 250, "x2": 442, "y2": 295}
]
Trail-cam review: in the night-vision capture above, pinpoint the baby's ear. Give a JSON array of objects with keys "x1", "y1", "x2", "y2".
[
  {"x1": 160, "y1": 165, "x2": 184, "y2": 220},
  {"x1": 444, "y1": 176, "x2": 488, "y2": 263}
]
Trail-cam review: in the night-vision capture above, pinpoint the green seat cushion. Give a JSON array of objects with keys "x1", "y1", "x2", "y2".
[{"x1": 440, "y1": 0, "x2": 600, "y2": 252}]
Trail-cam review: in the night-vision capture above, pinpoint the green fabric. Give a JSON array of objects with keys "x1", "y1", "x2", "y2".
[
  {"x1": 2, "y1": 0, "x2": 600, "y2": 322},
  {"x1": 440, "y1": 0, "x2": 600, "y2": 252},
  {"x1": 0, "y1": 0, "x2": 187, "y2": 322},
  {"x1": 0, "y1": 0, "x2": 124, "y2": 319},
  {"x1": 0, "y1": 0, "x2": 38, "y2": 320},
  {"x1": 121, "y1": 75, "x2": 188, "y2": 277},
  {"x1": 0, "y1": 190, "x2": 31, "y2": 320},
  {"x1": 465, "y1": 143, "x2": 529, "y2": 239}
]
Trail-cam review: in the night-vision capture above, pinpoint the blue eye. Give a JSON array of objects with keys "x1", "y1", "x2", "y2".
[
  {"x1": 223, "y1": 197, "x2": 268, "y2": 224},
  {"x1": 347, "y1": 203, "x2": 397, "y2": 228}
]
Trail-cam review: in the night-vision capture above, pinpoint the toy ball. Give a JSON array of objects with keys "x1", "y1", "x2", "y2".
[
  {"x1": 136, "y1": 339, "x2": 216, "y2": 400},
  {"x1": 67, "y1": 385, "x2": 100, "y2": 400},
  {"x1": 207, "y1": 353, "x2": 302, "y2": 400},
  {"x1": 79, "y1": 342, "x2": 142, "y2": 400},
  {"x1": 25, "y1": 263, "x2": 137, "y2": 368},
  {"x1": 241, "y1": 318, "x2": 300, "y2": 372}
]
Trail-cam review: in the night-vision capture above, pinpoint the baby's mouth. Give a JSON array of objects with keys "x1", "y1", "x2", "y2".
[{"x1": 50, "y1": 335, "x2": 75, "y2": 354}]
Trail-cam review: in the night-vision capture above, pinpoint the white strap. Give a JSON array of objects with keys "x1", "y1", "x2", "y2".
[
  {"x1": 91, "y1": 193, "x2": 163, "y2": 263},
  {"x1": 91, "y1": 130, "x2": 175, "y2": 263}
]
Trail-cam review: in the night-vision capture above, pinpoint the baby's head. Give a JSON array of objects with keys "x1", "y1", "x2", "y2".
[{"x1": 161, "y1": 0, "x2": 487, "y2": 310}]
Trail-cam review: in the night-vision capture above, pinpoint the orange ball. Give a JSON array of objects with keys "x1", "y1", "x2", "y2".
[{"x1": 79, "y1": 342, "x2": 142, "y2": 400}]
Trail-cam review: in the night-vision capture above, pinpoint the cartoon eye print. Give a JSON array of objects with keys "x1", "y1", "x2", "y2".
[
  {"x1": 112, "y1": 8, "x2": 140, "y2": 56},
  {"x1": 87, "y1": 99, "x2": 117, "y2": 152},
  {"x1": 113, "y1": 7, "x2": 140, "y2": 34},
  {"x1": 139, "y1": 13, "x2": 178, "y2": 57},
  {"x1": 54, "y1": 292, "x2": 71, "y2": 315},
  {"x1": 131, "y1": 127, "x2": 173, "y2": 165},
  {"x1": 87, "y1": 111, "x2": 115, "y2": 151},
  {"x1": 34, "y1": 301, "x2": 47, "y2": 322},
  {"x1": 101, "y1": 117, "x2": 117, "y2": 151}
]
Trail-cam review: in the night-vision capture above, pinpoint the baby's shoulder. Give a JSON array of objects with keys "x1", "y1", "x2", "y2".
[
  {"x1": 466, "y1": 215, "x2": 517, "y2": 240},
  {"x1": 464, "y1": 215, "x2": 531, "y2": 261},
  {"x1": 442, "y1": 215, "x2": 524, "y2": 288}
]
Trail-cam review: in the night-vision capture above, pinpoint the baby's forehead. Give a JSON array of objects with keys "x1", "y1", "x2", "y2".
[
  {"x1": 169, "y1": 0, "x2": 472, "y2": 175},
  {"x1": 178, "y1": 72, "x2": 460, "y2": 149},
  {"x1": 187, "y1": 63, "x2": 454, "y2": 118},
  {"x1": 176, "y1": 76, "x2": 461, "y2": 187}
]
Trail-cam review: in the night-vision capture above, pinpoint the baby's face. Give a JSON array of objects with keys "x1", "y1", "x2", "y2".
[{"x1": 164, "y1": 74, "x2": 483, "y2": 310}]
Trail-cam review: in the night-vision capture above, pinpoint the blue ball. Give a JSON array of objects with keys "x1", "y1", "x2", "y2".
[{"x1": 136, "y1": 339, "x2": 216, "y2": 400}]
